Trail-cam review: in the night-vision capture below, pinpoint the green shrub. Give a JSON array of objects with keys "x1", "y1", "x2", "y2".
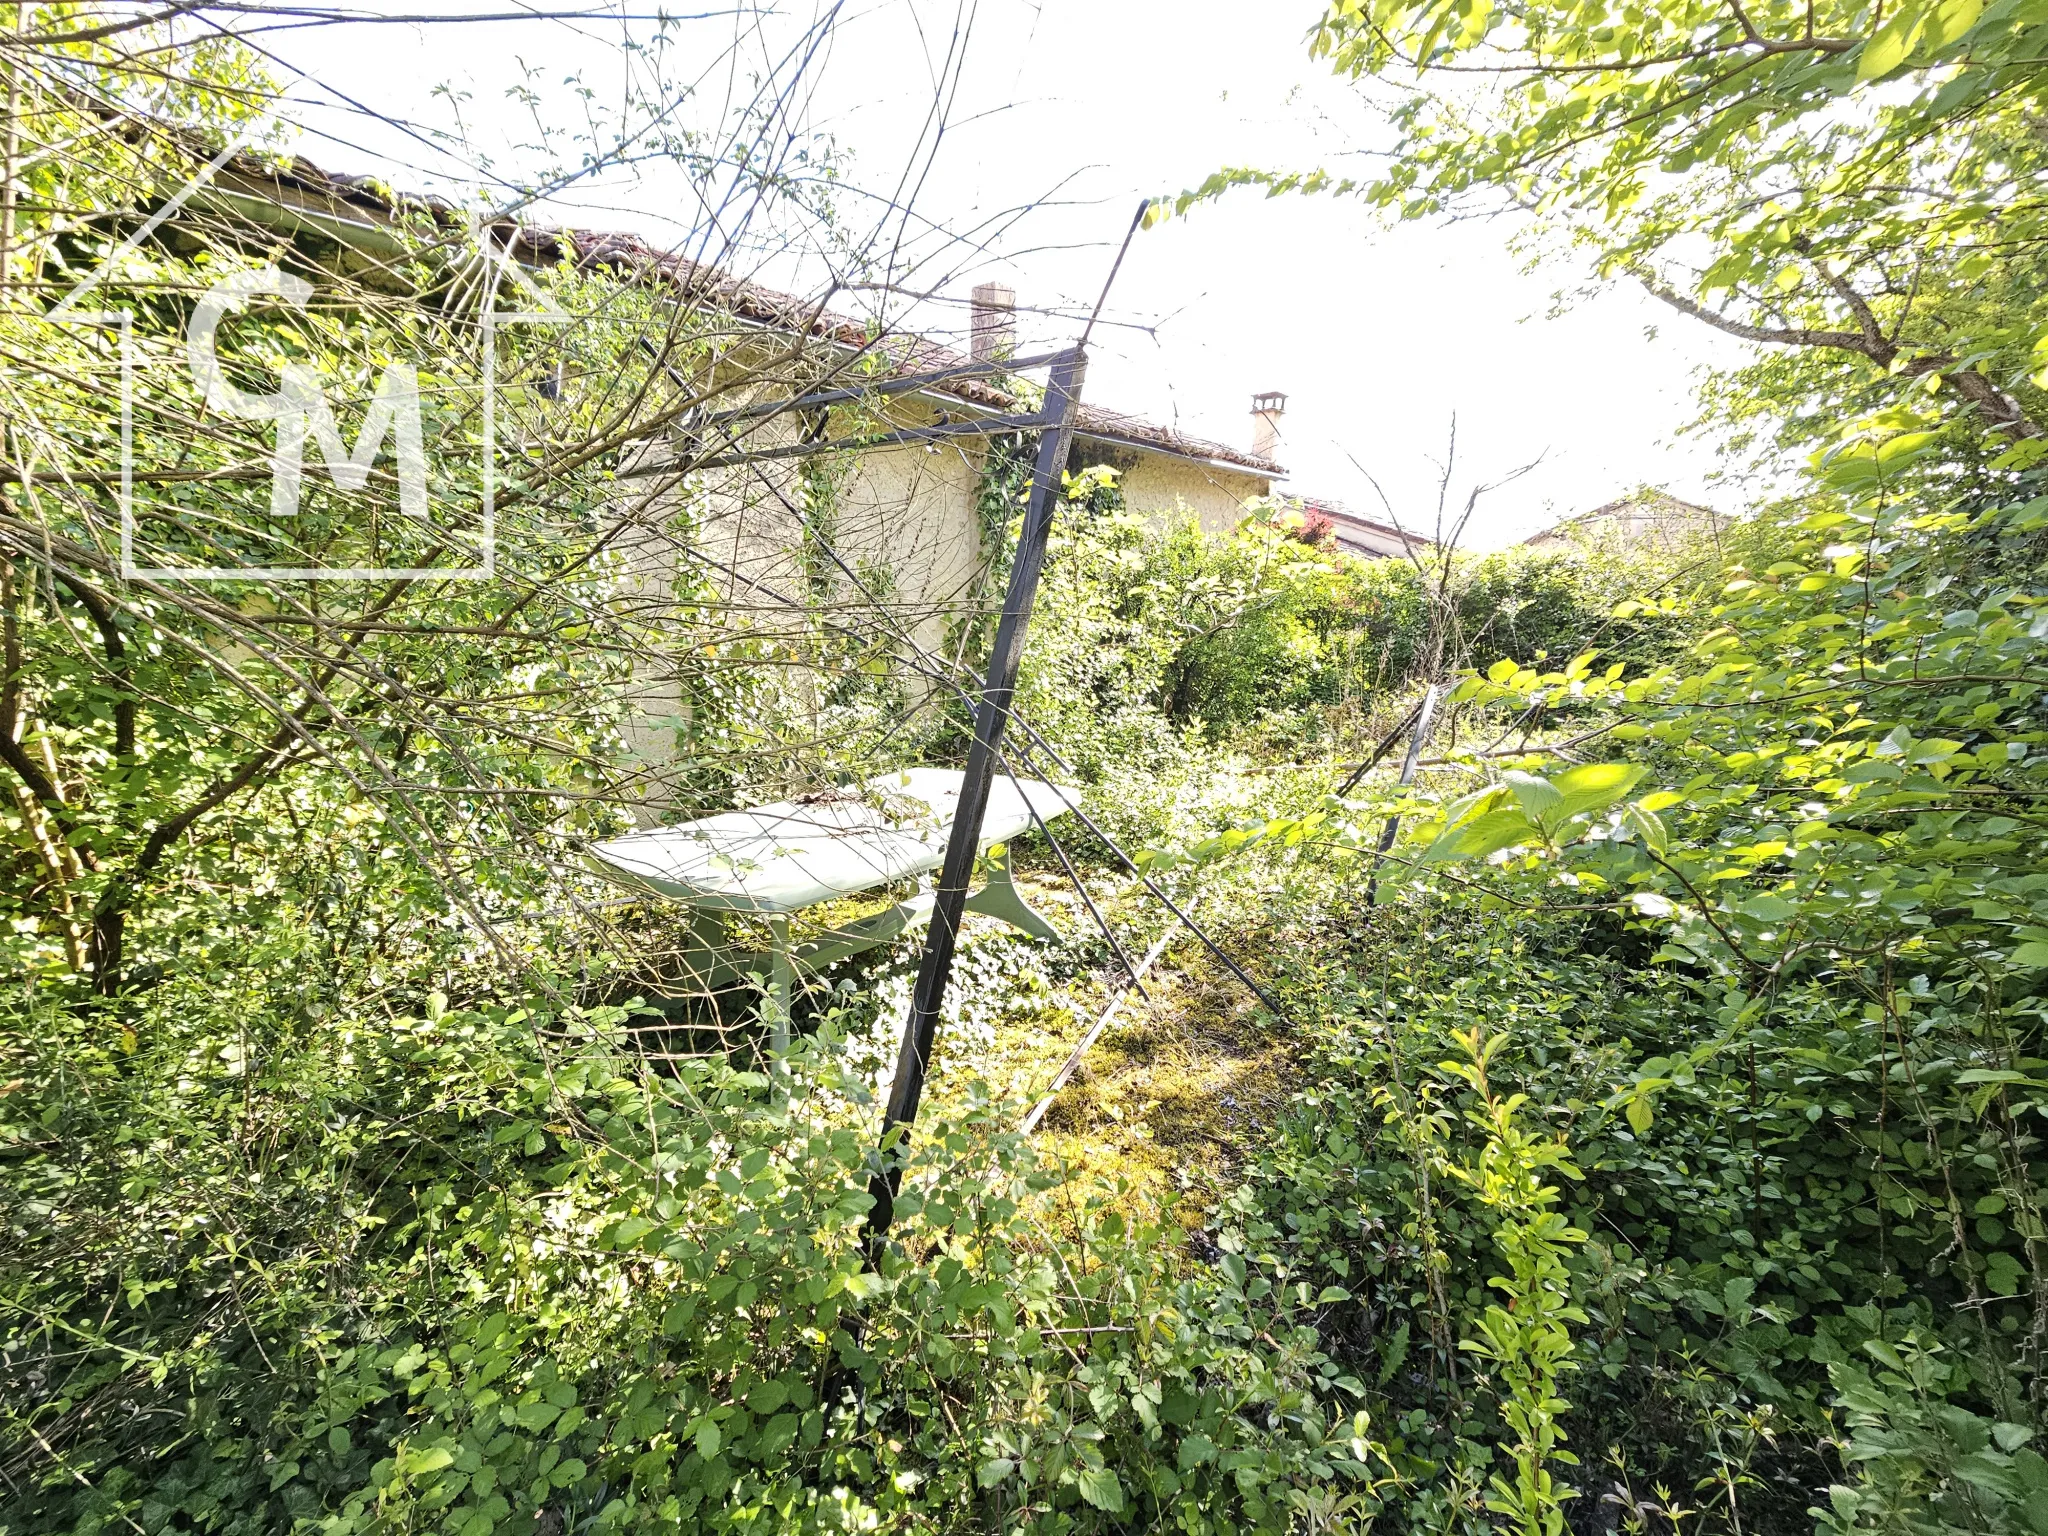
[
  {"x1": 1021, "y1": 500, "x2": 1718, "y2": 770},
  {"x1": 0, "y1": 947, "x2": 1393, "y2": 1535}
]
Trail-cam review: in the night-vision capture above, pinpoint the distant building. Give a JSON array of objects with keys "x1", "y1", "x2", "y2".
[
  {"x1": 1522, "y1": 489, "x2": 1727, "y2": 553},
  {"x1": 1293, "y1": 497, "x2": 1434, "y2": 561},
  {"x1": 1080, "y1": 387, "x2": 1288, "y2": 536}
]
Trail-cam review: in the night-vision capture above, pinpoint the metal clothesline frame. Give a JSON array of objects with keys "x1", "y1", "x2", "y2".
[
  {"x1": 618, "y1": 327, "x2": 1095, "y2": 1246},
  {"x1": 615, "y1": 348, "x2": 1072, "y2": 478},
  {"x1": 614, "y1": 205, "x2": 1292, "y2": 1248},
  {"x1": 861, "y1": 345, "x2": 1087, "y2": 1241}
]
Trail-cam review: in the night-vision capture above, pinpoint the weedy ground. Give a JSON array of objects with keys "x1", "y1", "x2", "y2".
[
  {"x1": 892, "y1": 835, "x2": 1313, "y2": 1240},
  {"x1": 1029, "y1": 947, "x2": 1299, "y2": 1231}
]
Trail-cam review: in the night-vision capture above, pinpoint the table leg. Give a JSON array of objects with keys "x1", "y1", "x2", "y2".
[
  {"x1": 962, "y1": 842, "x2": 1060, "y2": 941},
  {"x1": 767, "y1": 914, "x2": 792, "y2": 1062}
]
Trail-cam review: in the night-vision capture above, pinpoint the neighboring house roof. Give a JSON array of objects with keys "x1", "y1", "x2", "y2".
[
  {"x1": 210, "y1": 154, "x2": 1285, "y2": 479},
  {"x1": 1295, "y1": 497, "x2": 1435, "y2": 558},
  {"x1": 1523, "y1": 489, "x2": 1726, "y2": 548}
]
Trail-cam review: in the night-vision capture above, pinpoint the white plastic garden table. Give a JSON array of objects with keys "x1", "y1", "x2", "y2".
[{"x1": 584, "y1": 767, "x2": 1078, "y2": 1053}]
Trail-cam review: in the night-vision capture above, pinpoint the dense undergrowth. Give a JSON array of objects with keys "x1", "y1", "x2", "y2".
[
  {"x1": 4, "y1": 926, "x2": 1381, "y2": 1533},
  {"x1": 18, "y1": 467, "x2": 2048, "y2": 1534},
  {"x1": 11, "y1": 0, "x2": 2048, "y2": 1530},
  {"x1": 1173, "y1": 471, "x2": 2048, "y2": 1535}
]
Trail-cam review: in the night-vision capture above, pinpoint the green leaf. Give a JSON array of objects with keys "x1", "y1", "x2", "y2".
[
  {"x1": 1503, "y1": 769, "x2": 1563, "y2": 822},
  {"x1": 1922, "y1": 0, "x2": 1986, "y2": 50},
  {"x1": 1994, "y1": 1422, "x2": 2033, "y2": 1453},
  {"x1": 1545, "y1": 762, "x2": 1648, "y2": 828},
  {"x1": 397, "y1": 1445, "x2": 454, "y2": 1477},
  {"x1": 1623, "y1": 803, "x2": 1669, "y2": 855},
  {"x1": 1908, "y1": 738, "x2": 1965, "y2": 765},
  {"x1": 1626, "y1": 1092, "x2": 1653, "y2": 1134},
  {"x1": 1422, "y1": 807, "x2": 1539, "y2": 862},
  {"x1": 1986, "y1": 1251, "x2": 2027, "y2": 1296},
  {"x1": 606, "y1": 1215, "x2": 657, "y2": 1248},
  {"x1": 1075, "y1": 1465, "x2": 1125, "y2": 1512}
]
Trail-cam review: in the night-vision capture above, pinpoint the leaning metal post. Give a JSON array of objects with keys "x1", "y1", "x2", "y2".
[
  {"x1": 864, "y1": 345, "x2": 1088, "y2": 1246},
  {"x1": 1364, "y1": 683, "x2": 1442, "y2": 906}
]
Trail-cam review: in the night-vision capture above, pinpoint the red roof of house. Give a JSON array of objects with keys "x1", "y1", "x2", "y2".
[{"x1": 507, "y1": 224, "x2": 1285, "y2": 476}]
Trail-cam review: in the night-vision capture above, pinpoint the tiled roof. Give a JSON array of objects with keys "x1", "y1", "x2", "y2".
[
  {"x1": 513, "y1": 225, "x2": 1287, "y2": 475},
  {"x1": 1522, "y1": 488, "x2": 1726, "y2": 545},
  {"x1": 1297, "y1": 496, "x2": 1434, "y2": 549},
  {"x1": 225, "y1": 155, "x2": 1284, "y2": 478},
  {"x1": 1067, "y1": 405, "x2": 1283, "y2": 476}
]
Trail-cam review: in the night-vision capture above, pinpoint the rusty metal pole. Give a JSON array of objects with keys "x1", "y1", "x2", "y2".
[{"x1": 864, "y1": 346, "x2": 1087, "y2": 1246}]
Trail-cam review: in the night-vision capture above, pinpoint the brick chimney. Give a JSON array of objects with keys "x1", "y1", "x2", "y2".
[
  {"x1": 1251, "y1": 391, "x2": 1286, "y2": 460},
  {"x1": 971, "y1": 283, "x2": 1016, "y2": 364}
]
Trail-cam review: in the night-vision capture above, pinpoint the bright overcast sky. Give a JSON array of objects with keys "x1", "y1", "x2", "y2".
[{"x1": 263, "y1": 0, "x2": 1759, "y2": 549}]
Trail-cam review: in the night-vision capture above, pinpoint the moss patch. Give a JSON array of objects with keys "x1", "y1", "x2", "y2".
[{"x1": 1020, "y1": 942, "x2": 1299, "y2": 1233}]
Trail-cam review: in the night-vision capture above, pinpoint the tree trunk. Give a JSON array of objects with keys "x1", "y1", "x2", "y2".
[{"x1": 89, "y1": 902, "x2": 124, "y2": 996}]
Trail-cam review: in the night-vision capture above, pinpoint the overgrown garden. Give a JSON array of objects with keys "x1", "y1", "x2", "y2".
[{"x1": 8, "y1": 0, "x2": 2048, "y2": 1531}]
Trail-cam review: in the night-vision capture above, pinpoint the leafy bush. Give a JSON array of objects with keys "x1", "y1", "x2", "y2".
[
  {"x1": 1, "y1": 936, "x2": 1391, "y2": 1534},
  {"x1": 1022, "y1": 499, "x2": 1706, "y2": 771}
]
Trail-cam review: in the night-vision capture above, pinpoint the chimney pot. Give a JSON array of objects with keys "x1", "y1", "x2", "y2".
[
  {"x1": 1251, "y1": 391, "x2": 1287, "y2": 460},
  {"x1": 971, "y1": 283, "x2": 1017, "y2": 365}
]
